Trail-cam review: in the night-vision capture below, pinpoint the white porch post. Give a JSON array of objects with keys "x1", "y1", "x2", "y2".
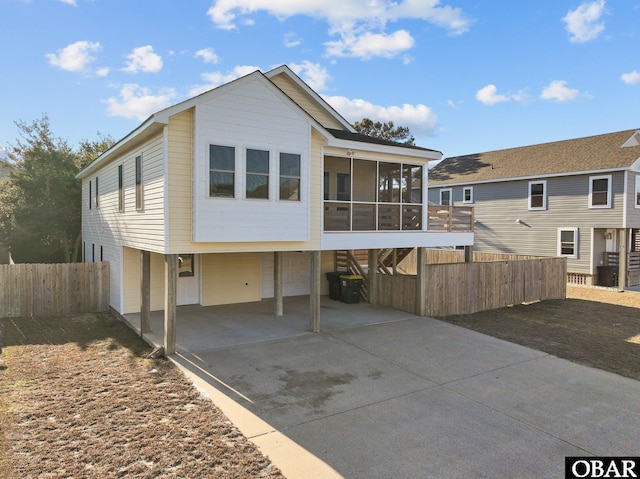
[
  {"x1": 164, "y1": 253, "x2": 178, "y2": 355},
  {"x1": 618, "y1": 229, "x2": 627, "y2": 292},
  {"x1": 368, "y1": 249, "x2": 378, "y2": 305},
  {"x1": 274, "y1": 251, "x2": 283, "y2": 316},
  {"x1": 140, "y1": 250, "x2": 151, "y2": 334},
  {"x1": 310, "y1": 251, "x2": 321, "y2": 333},
  {"x1": 415, "y1": 247, "x2": 426, "y2": 316}
]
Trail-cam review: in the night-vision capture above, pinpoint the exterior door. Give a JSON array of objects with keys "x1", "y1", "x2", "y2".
[{"x1": 177, "y1": 254, "x2": 199, "y2": 305}]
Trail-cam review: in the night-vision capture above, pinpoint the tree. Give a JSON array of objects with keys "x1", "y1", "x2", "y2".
[
  {"x1": 353, "y1": 118, "x2": 415, "y2": 145},
  {"x1": 0, "y1": 115, "x2": 114, "y2": 263}
]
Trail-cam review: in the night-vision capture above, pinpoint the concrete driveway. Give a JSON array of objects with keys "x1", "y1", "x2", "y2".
[{"x1": 128, "y1": 297, "x2": 640, "y2": 478}]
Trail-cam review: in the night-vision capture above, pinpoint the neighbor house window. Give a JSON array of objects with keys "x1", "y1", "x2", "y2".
[
  {"x1": 246, "y1": 149, "x2": 269, "y2": 199},
  {"x1": 529, "y1": 180, "x2": 546, "y2": 210},
  {"x1": 463, "y1": 186, "x2": 473, "y2": 204},
  {"x1": 589, "y1": 175, "x2": 611, "y2": 208},
  {"x1": 209, "y1": 145, "x2": 235, "y2": 197},
  {"x1": 440, "y1": 188, "x2": 452, "y2": 206},
  {"x1": 118, "y1": 164, "x2": 124, "y2": 212},
  {"x1": 280, "y1": 153, "x2": 301, "y2": 201},
  {"x1": 635, "y1": 175, "x2": 640, "y2": 208},
  {"x1": 88, "y1": 180, "x2": 92, "y2": 210},
  {"x1": 95, "y1": 176, "x2": 99, "y2": 209},
  {"x1": 558, "y1": 228, "x2": 578, "y2": 259},
  {"x1": 135, "y1": 154, "x2": 143, "y2": 209}
]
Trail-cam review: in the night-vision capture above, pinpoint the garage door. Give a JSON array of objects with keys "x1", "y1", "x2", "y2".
[{"x1": 261, "y1": 252, "x2": 310, "y2": 298}]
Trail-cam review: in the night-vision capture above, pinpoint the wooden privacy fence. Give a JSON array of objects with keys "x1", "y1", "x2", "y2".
[
  {"x1": 375, "y1": 257, "x2": 566, "y2": 317},
  {"x1": 0, "y1": 262, "x2": 109, "y2": 318}
]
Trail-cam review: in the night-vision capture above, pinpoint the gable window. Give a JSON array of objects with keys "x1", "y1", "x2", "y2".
[
  {"x1": 209, "y1": 145, "x2": 235, "y2": 198},
  {"x1": 135, "y1": 154, "x2": 143, "y2": 209},
  {"x1": 280, "y1": 153, "x2": 301, "y2": 201},
  {"x1": 440, "y1": 188, "x2": 452, "y2": 206},
  {"x1": 463, "y1": 186, "x2": 474, "y2": 204},
  {"x1": 589, "y1": 175, "x2": 611, "y2": 208},
  {"x1": 529, "y1": 180, "x2": 546, "y2": 210},
  {"x1": 558, "y1": 227, "x2": 578, "y2": 259},
  {"x1": 246, "y1": 149, "x2": 269, "y2": 199},
  {"x1": 118, "y1": 164, "x2": 124, "y2": 212}
]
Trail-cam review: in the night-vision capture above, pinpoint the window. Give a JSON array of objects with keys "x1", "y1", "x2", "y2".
[
  {"x1": 379, "y1": 162, "x2": 401, "y2": 202},
  {"x1": 402, "y1": 165, "x2": 422, "y2": 204},
  {"x1": 280, "y1": 153, "x2": 301, "y2": 201},
  {"x1": 558, "y1": 228, "x2": 578, "y2": 258},
  {"x1": 95, "y1": 177, "x2": 99, "y2": 209},
  {"x1": 529, "y1": 180, "x2": 546, "y2": 210},
  {"x1": 440, "y1": 188, "x2": 452, "y2": 206},
  {"x1": 118, "y1": 164, "x2": 124, "y2": 212},
  {"x1": 209, "y1": 145, "x2": 235, "y2": 197},
  {"x1": 337, "y1": 173, "x2": 351, "y2": 201},
  {"x1": 246, "y1": 149, "x2": 269, "y2": 199},
  {"x1": 89, "y1": 180, "x2": 92, "y2": 210},
  {"x1": 635, "y1": 176, "x2": 640, "y2": 208},
  {"x1": 463, "y1": 186, "x2": 474, "y2": 204},
  {"x1": 324, "y1": 172, "x2": 330, "y2": 200},
  {"x1": 589, "y1": 175, "x2": 611, "y2": 208},
  {"x1": 135, "y1": 154, "x2": 143, "y2": 209}
]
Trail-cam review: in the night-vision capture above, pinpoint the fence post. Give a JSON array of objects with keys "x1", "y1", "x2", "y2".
[{"x1": 415, "y1": 247, "x2": 426, "y2": 316}]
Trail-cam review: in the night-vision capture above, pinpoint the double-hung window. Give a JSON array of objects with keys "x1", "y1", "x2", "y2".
[
  {"x1": 635, "y1": 175, "x2": 640, "y2": 208},
  {"x1": 246, "y1": 149, "x2": 269, "y2": 199},
  {"x1": 280, "y1": 153, "x2": 301, "y2": 201},
  {"x1": 589, "y1": 175, "x2": 611, "y2": 208},
  {"x1": 440, "y1": 188, "x2": 452, "y2": 206},
  {"x1": 558, "y1": 227, "x2": 578, "y2": 259},
  {"x1": 463, "y1": 186, "x2": 473, "y2": 204},
  {"x1": 529, "y1": 180, "x2": 546, "y2": 210},
  {"x1": 209, "y1": 145, "x2": 235, "y2": 198}
]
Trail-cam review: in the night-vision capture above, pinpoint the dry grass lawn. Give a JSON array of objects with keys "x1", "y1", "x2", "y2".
[{"x1": 0, "y1": 314, "x2": 284, "y2": 479}]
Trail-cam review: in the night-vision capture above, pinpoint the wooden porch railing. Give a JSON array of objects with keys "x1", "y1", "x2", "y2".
[
  {"x1": 426, "y1": 205, "x2": 474, "y2": 232},
  {"x1": 604, "y1": 252, "x2": 640, "y2": 271}
]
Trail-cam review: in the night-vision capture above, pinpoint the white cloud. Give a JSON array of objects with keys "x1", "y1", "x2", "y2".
[
  {"x1": 207, "y1": 0, "x2": 472, "y2": 59},
  {"x1": 122, "y1": 46, "x2": 163, "y2": 74},
  {"x1": 289, "y1": 61, "x2": 331, "y2": 91},
  {"x1": 284, "y1": 32, "x2": 302, "y2": 48},
  {"x1": 57, "y1": 0, "x2": 77, "y2": 5},
  {"x1": 540, "y1": 80, "x2": 581, "y2": 102},
  {"x1": 188, "y1": 65, "x2": 261, "y2": 96},
  {"x1": 562, "y1": 0, "x2": 606, "y2": 43},
  {"x1": 325, "y1": 29, "x2": 415, "y2": 59},
  {"x1": 46, "y1": 40, "x2": 101, "y2": 72},
  {"x1": 621, "y1": 70, "x2": 640, "y2": 85},
  {"x1": 194, "y1": 48, "x2": 219, "y2": 64},
  {"x1": 96, "y1": 67, "x2": 110, "y2": 77},
  {"x1": 323, "y1": 95, "x2": 438, "y2": 137},
  {"x1": 102, "y1": 84, "x2": 176, "y2": 121},
  {"x1": 475, "y1": 84, "x2": 510, "y2": 106}
]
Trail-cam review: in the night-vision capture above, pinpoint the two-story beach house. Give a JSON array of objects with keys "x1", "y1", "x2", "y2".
[
  {"x1": 428, "y1": 129, "x2": 640, "y2": 287},
  {"x1": 77, "y1": 65, "x2": 473, "y2": 352}
]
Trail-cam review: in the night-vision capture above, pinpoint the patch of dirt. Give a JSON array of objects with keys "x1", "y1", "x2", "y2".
[
  {"x1": 438, "y1": 286, "x2": 640, "y2": 382},
  {"x1": 0, "y1": 314, "x2": 284, "y2": 479}
]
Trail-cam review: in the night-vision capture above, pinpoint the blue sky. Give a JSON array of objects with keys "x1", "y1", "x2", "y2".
[{"x1": 1, "y1": 0, "x2": 639, "y2": 159}]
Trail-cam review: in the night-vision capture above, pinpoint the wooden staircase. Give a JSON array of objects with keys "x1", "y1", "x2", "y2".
[{"x1": 335, "y1": 248, "x2": 416, "y2": 301}]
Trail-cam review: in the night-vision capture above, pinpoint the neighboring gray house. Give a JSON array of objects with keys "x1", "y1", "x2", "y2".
[{"x1": 429, "y1": 129, "x2": 640, "y2": 286}]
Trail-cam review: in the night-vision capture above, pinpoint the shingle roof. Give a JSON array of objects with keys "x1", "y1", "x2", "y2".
[
  {"x1": 326, "y1": 128, "x2": 440, "y2": 153},
  {"x1": 430, "y1": 129, "x2": 640, "y2": 185}
]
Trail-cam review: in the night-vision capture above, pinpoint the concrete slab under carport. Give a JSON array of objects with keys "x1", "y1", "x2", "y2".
[{"x1": 123, "y1": 297, "x2": 640, "y2": 478}]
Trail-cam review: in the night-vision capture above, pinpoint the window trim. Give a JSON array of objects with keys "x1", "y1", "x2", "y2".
[
  {"x1": 462, "y1": 186, "x2": 474, "y2": 204},
  {"x1": 589, "y1": 174, "x2": 612, "y2": 208},
  {"x1": 557, "y1": 227, "x2": 579, "y2": 259},
  {"x1": 440, "y1": 188, "x2": 452, "y2": 206},
  {"x1": 245, "y1": 148, "x2": 270, "y2": 200},
  {"x1": 279, "y1": 152, "x2": 301, "y2": 201},
  {"x1": 528, "y1": 180, "x2": 547, "y2": 210},
  {"x1": 208, "y1": 144, "x2": 236, "y2": 198}
]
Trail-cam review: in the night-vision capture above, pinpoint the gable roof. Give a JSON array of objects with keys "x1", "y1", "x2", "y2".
[
  {"x1": 326, "y1": 128, "x2": 440, "y2": 153},
  {"x1": 430, "y1": 129, "x2": 640, "y2": 186}
]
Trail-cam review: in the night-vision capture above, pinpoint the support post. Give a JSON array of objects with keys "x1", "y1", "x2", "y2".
[
  {"x1": 310, "y1": 251, "x2": 321, "y2": 333},
  {"x1": 464, "y1": 245, "x2": 474, "y2": 263},
  {"x1": 274, "y1": 251, "x2": 283, "y2": 316},
  {"x1": 618, "y1": 229, "x2": 627, "y2": 292},
  {"x1": 368, "y1": 249, "x2": 378, "y2": 305},
  {"x1": 415, "y1": 247, "x2": 426, "y2": 316},
  {"x1": 140, "y1": 250, "x2": 151, "y2": 335},
  {"x1": 164, "y1": 254, "x2": 178, "y2": 355}
]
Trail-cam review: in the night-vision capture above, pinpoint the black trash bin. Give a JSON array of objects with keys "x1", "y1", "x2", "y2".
[
  {"x1": 340, "y1": 275, "x2": 363, "y2": 304},
  {"x1": 597, "y1": 265, "x2": 618, "y2": 287},
  {"x1": 325, "y1": 272, "x2": 342, "y2": 300}
]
